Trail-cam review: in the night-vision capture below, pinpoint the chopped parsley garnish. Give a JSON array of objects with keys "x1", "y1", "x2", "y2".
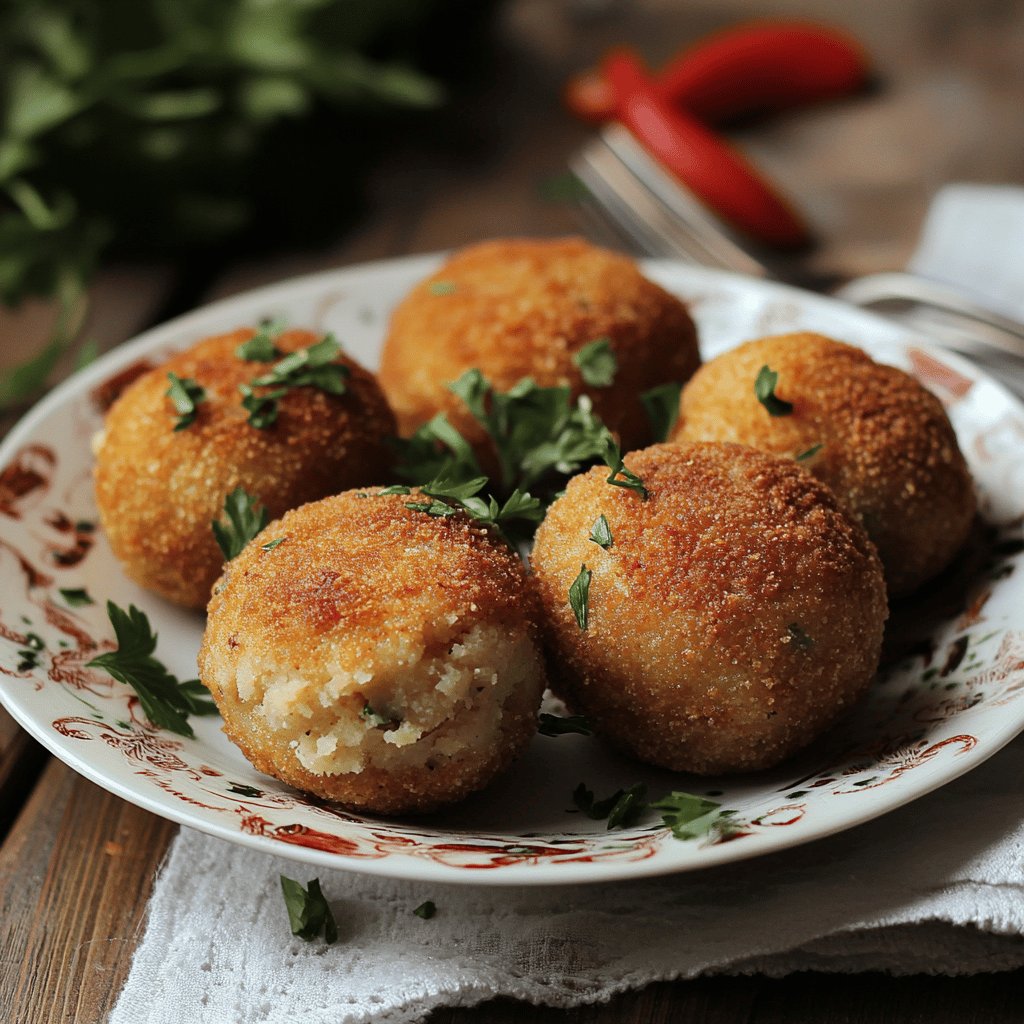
[
  {"x1": 603, "y1": 440, "x2": 648, "y2": 499},
  {"x1": 640, "y1": 381, "x2": 682, "y2": 442},
  {"x1": 787, "y1": 623, "x2": 814, "y2": 649},
  {"x1": 236, "y1": 320, "x2": 284, "y2": 362},
  {"x1": 572, "y1": 782, "x2": 647, "y2": 829},
  {"x1": 754, "y1": 365, "x2": 793, "y2": 417},
  {"x1": 413, "y1": 900, "x2": 436, "y2": 919},
  {"x1": 86, "y1": 601, "x2": 217, "y2": 737},
  {"x1": 589, "y1": 514, "x2": 613, "y2": 549},
  {"x1": 537, "y1": 713, "x2": 594, "y2": 737},
  {"x1": 404, "y1": 476, "x2": 543, "y2": 542},
  {"x1": 428, "y1": 281, "x2": 457, "y2": 296},
  {"x1": 165, "y1": 373, "x2": 205, "y2": 431},
  {"x1": 280, "y1": 876, "x2": 338, "y2": 944},
  {"x1": 59, "y1": 587, "x2": 94, "y2": 607},
  {"x1": 568, "y1": 564, "x2": 592, "y2": 630},
  {"x1": 212, "y1": 487, "x2": 269, "y2": 561},
  {"x1": 650, "y1": 792, "x2": 725, "y2": 840},
  {"x1": 240, "y1": 334, "x2": 350, "y2": 428},
  {"x1": 378, "y1": 485, "x2": 412, "y2": 495},
  {"x1": 795, "y1": 443, "x2": 823, "y2": 462},
  {"x1": 361, "y1": 703, "x2": 398, "y2": 727},
  {"x1": 573, "y1": 337, "x2": 617, "y2": 387},
  {"x1": 261, "y1": 537, "x2": 285, "y2": 551}
]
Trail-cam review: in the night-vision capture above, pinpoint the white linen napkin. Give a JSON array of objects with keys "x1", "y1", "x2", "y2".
[{"x1": 110, "y1": 186, "x2": 1024, "y2": 1024}]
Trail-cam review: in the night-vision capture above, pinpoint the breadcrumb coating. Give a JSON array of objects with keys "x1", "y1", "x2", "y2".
[
  {"x1": 93, "y1": 328, "x2": 396, "y2": 609},
  {"x1": 379, "y1": 237, "x2": 700, "y2": 455},
  {"x1": 530, "y1": 442, "x2": 887, "y2": 775},
  {"x1": 199, "y1": 489, "x2": 546, "y2": 814},
  {"x1": 672, "y1": 333, "x2": 976, "y2": 594}
]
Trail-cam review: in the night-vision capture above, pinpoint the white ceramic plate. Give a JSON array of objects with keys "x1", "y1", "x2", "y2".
[{"x1": 2, "y1": 255, "x2": 1023, "y2": 886}]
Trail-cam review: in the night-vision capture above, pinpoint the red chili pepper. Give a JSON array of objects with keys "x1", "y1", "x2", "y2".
[
  {"x1": 565, "y1": 20, "x2": 868, "y2": 125},
  {"x1": 660, "y1": 21, "x2": 868, "y2": 124},
  {"x1": 602, "y1": 48, "x2": 810, "y2": 249}
]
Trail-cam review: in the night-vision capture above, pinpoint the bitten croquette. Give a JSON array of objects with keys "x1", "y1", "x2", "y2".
[
  {"x1": 199, "y1": 489, "x2": 547, "y2": 814},
  {"x1": 378, "y1": 238, "x2": 700, "y2": 457},
  {"x1": 672, "y1": 333, "x2": 976, "y2": 595},
  {"x1": 530, "y1": 442, "x2": 888, "y2": 775},
  {"x1": 93, "y1": 328, "x2": 396, "y2": 609}
]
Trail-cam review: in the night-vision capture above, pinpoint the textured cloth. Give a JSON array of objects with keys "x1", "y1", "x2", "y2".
[{"x1": 111, "y1": 187, "x2": 1024, "y2": 1023}]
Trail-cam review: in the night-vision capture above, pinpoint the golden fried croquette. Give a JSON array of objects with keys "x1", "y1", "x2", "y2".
[
  {"x1": 93, "y1": 328, "x2": 396, "y2": 609},
  {"x1": 671, "y1": 333, "x2": 976, "y2": 595},
  {"x1": 379, "y1": 238, "x2": 700, "y2": 455},
  {"x1": 199, "y1": 489, "x2": 546, "y2": 814},
  {"x1": 530, "y1": 442, "x2": 887, "y2": 775}
]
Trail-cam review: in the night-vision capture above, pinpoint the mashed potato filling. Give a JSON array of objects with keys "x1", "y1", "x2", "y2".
[{"x1": 220, "y1": 622, "x2": 540, "y2": 777}]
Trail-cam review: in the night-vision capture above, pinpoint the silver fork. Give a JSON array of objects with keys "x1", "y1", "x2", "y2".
[{"x1": 571, "y1": 124, "x2": 1024, "y2": 362}]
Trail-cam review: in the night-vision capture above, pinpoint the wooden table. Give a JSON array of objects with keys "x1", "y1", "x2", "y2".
[{"x1": 3, "y1": 2, "x2": 1024, "y2": 1020}]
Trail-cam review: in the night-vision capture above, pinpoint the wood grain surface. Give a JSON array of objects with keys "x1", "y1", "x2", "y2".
[{"x1": 3, "y1": 1, "x2": 1024, "y2": 1021}]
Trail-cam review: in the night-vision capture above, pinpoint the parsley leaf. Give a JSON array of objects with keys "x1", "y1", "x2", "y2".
[
  {"x1": 404, "y1": 477, "x2": 543, "y2": 542},
  {"x1": 589, "y1": 514, "x2": 613, "y2": 549},
  {"x1": 261, "y1": 537, "x2": 285, "y2": 551},
  {"x1": 212, "y1": 487, "x2": 269, "y2": 561},
  {"x1": 573, "y1": 337, "x2": 617, "y2": 387},
  {"x1": 568, "y1": 564, "x2": 592, "y2": 630},
  {"x1": 413, "y1": 900, "x2": 436, "y2": 919},
  {"x1": 86, "y1": 601, "x2": 216, "y2": 737},
  {"x1": 641, "y1": 381, "x2": 682, "y2": 442},
  {"x1": 650, "y1": 792, "x2": 725, "y2": 840},
  {"x1": 573, "y1": 782, "x2": 647, "y2": 829},
  {"x1": 538, "y1": 713, "x2": 594, "y2": 737},
  {"x1": 280, "y1": 876, "x2": 338, "y2": 944},
  {"x1": 236, "y1": 320, "x2": 285, "y2": 362},
  {"x1": 428, "y1": 281, "x2": 456, "y2": 295},
  {"x1": 603, "y1": 440, "x2": 648, "y2": 499},
  {"x1": 239, "y1": 383, "x2": 287, "y2": 429},
  {"x1": 361, "y1": 703, "x2": 399, "y2": 727},
  {"x1": 795, "y1": 443, "x2": 823, "y2": 462},
  {"x1": 754, "y1": 365, "x2": 793, "y2": 417},
  {"x1": 165, "y1": 373, "x2": 205, "y2": 431},
  {"x1": 59, "y1": 587, "x2": 94, "y2": 607}
]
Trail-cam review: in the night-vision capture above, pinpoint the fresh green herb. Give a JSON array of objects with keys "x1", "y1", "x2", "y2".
[
  {"x1": 212, "y1": 487, "x2": 269, "y2": 561},
  {"x1": 404, "y1": 498, "x2": 460, "y2": 518},
  {"x1": 589, "y1": 514, "x2": 613, "y2": 549},
  {"x1": 261, "y1": 537, "x2": 285, "y2": 551},
  {"x1": 413, "y1": 900, "x2": 436, "y2": 919},
  {"x1": 165, "y1": 373, "x2": 205, "y2": 431},
  {"x1": 795, "y1": 443, "x2": 823, "y2": 462},
  {"x1": 568, "y1": 564, "x2": 592, "y2": 630},
  {"x1": 603, "y1": 440, "x2": 648, "y2": 499},
  {"x1": 239, "y1": 383, "x2": 287, "y2": 429},
  {"x1": 573, "y1": 782, "x2": 647, "y2": 829},
  {"x1": 250, "y1": 334, "x2": 348, "y2": 393},
  {"x1": 651, "y1": 792, "x2": 725, "y2": 840},
  {"x1": 236, "y1": 321, "x2": 284, "y2": 362},
  {"x1": 86, "y1": 601, "x2": 217, "y2": 737},
  {"x1": 640, "y1": 381, "x2": 682, "y2": 442},
  {"x1": 59, "y1": 587, "x2": 94, "y2": 607},
  {"x1": 361, "y1": 703, "x2": 398, "y2": 727},
  {"x1": 378, "y1": 485, "x2": 412, "y2": 495},
  {"x1": 23, "y1": 632, "x2": 44, "y2": 651},
  {"x1": 573, "y1": 337, "x2": 617, "y2": 387},
  {"x1": 16, "y1": 648, "x2": 39, "y2": 672},
  {"x1": 280, "y1": 876, "x2": 338, "y2": 944},
  {"x1": 404, "y1": 477, "x2": 544, "y2": 542},
  {"x1": 787, "y1": 623, "x2": 814, "y2": 649},
  {"x1": 537, "y1": 713, "x2": 594, "y2": 737},
  {"x1": 428, "y1": 281, "x2": 456, "y2": 296},
  {"x1": 754, "y1": 365, "x2": 793, "y2": 417}
]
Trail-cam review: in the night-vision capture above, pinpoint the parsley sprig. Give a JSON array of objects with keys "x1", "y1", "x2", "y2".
[
  {"x1": 402, "y1": 476, "x2": 543, "y2": 543},
  {"x1": 650, "y1": 792, "x2": 731, "y2": 840},
  {"x1": 568, "y1": 564, "x2": 592, "y2": 630},
  {"x1": 280, "y1": 876, "x2": 338, "y2": 944},
  {"x1": 573, "y1": 337, "x2": 617, "y2": 387},
  {"x1": 236, "y1": 320, "x2": 285, "y2": 362},
  {"x1": 589, "y1": 514, "x2": 613, "y2": 549},
  {"x1": 570, "y1": 784, "x2": 733, "y2": 840},
  {"x1": 640, "y1": 381, "x2": 682, "y2": 442},
  {"x1": 166, "y1": 373, "x2": 205, "y2": 431},
  {"x1": 573, "y1": 782, "x2": 648, "y2": 829},
  {"x1": 212, "y1": 487, "x2": 269, "y2": 561},
  {"x1": 603, "y1": 441, "x2": 648, "y2": 499},
  {"x1": 87, "y1": 601, "x2": 217, "y2": 737},
  {"x1": 755, "y1": 365, "x2": 793, "y2": 417}
]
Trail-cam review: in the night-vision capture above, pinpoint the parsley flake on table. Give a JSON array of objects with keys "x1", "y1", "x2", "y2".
[
  {"x1": 59, "y1": 587, "x2": 94, "y2": 607},
  {"x1": 754, "y1": 365, "x2": 793, "y2": 417},
  {"x1": 589, "y1": 514, "x2": 613, "y2": 549},
  {"x1": 795, "y1": 443, "x2": 823, "y2": 462},
  {"x1": 236, "y1": 319, "x2": 285, "y2": 362},
  {"x1": 568, "y1": 564, "x2": 592, "y2": 630},
  {"x1": 280, "y1": 876, "x2": 338, "y2": 944},
  {"x1": 603, "y1": 440, "x2": 648, "y2": 499},
  {"x1": 413, "y1": 900, "x2": 437, "y2": 919},
  {"x1": 573, "y1": 337, "x2": 617, "y2": 387},
  {"x1": 212, "y1": 487, "x2": 269, "y2": 561},
  {"x1": 165, "y1": 372, "x2": 205, "y2": 431},
  {"x1": 573, "y1": 782, "x2": 647, "y2": 829},
  {"x1": 640, "y1": 381, "x2": 682, "y2": 441},
  {"x1": 537, "y1": 713, "x2": 594, "y2": 737},
  {"x1": 651, "y1": 792, "x2": 727, "y2": 840},
  {"x1": 86, "y1": 601, "x2": 217, "y2": 737}
]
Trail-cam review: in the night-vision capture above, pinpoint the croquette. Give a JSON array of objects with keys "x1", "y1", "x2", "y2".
[
  {"x1": 93, "y1": 328, "x2": 396, "y2": 609},
  {"x1": 672, "y1": 332, "x2": 976, "y2": 595},
  {"x1": 378, "y1": 238, "x2": 700, "y2": 457},
  {"x1": 199, "y1": 489, "x2": 546, "y2": 813},
  {"x1": 530, "y1": 442, "x2": 888, "y2": 775}
]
